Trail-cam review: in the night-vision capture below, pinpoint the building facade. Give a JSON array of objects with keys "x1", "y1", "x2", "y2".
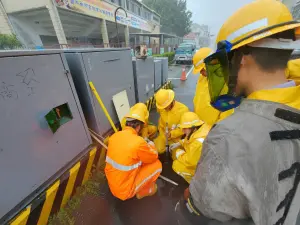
[
  {"x1": 0, "y1": 0, "x2": 160, "y2": 49},
  {"x1": 184, "y1": 23, "x2": 210, "y2": 48}
]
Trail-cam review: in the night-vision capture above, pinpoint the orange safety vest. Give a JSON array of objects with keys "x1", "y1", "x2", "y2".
[{"x1": 105, "y1": 127, "x2": 159, "y2": 200}]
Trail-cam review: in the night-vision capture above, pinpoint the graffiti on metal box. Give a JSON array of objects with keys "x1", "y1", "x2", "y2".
[
  {"x1": 16, "y1": 68, "x2": 40, "y2": 96},
  {"x1": 0, "y1": 82, "x2": 18, "y2": 100}
]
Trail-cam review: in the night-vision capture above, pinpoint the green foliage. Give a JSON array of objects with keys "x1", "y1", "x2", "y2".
[
  {"x1": 143, "y1": 0, "x2": 192, "y2": 37},
  {"x1": 48, "y1": 168, "x2": 106, "y2": 225},
  {"x1": 153, "y1": 52, "x2": 175, "y2": 63},
  {"x1": 0, "y1": 34, "x2": 22, "y2": 49}
]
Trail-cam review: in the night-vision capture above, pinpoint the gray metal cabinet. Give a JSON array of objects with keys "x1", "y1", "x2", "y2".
[
  {"x1": 0, "y1": 51, "x2": 91, "y2": 219},
  {"x1": 64, "y1": 48, "x2": 136, "y2": 135},
  {"x1": 154, "y1": 60, "x2": 162, "y2": 91},
  {"x1": 155, "y1": 57, "x2": 168, "y2": 85},
  {"x1": 132, "y1": 57, "x2": 155, "y2": 102}
]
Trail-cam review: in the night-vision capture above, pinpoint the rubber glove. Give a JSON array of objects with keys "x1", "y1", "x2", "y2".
[
  {"x1": 144, "y1": 137, "x2": 155, "y2": 147},
  {"x1": 176, "y1": 149, "x2": 185, "y2": 159},
  {"x1": 169, "y1": 142, "x2": 181, "y2": 151}
]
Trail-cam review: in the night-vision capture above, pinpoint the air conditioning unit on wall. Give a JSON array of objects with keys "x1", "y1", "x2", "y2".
[{"x1": 135, "y1": 45, "x2": 148, "y2": 59}]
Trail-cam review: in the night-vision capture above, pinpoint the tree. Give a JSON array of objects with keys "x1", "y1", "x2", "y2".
[
  {"x1": 0, "y1": 34, "x2": 22, "y2": 50},
  {"x1": 143, "y1": 0, "x2": 192, "y2": 37}
]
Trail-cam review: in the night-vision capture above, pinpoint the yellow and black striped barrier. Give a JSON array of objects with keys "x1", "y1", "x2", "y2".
[
  {"x1": 146, "y1": 81, "x2": 172, "y2": 111},
  {"x1": 9, "y1": 146, "x2": 101, "y2": 225},
  {"x1": 10, "y1": 80, "x2": 173, "y2": 225}
]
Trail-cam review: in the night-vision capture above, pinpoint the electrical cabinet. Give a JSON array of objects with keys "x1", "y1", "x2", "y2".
[
  {"x1": 64, "y1": 48, "x2": 136, "y2": 135},
  {"x1": 154, "y1": 60, "x2": 162, "y2": 91},
  {"x1": 132, "y1": 57, "x2": 155, "y2": 102},
  {"x1": 155, "y1": 57, "x2": 168, "y2": 85},
  {"x1": 0, "y1": 50, "x2": 91, "y2": 220}
]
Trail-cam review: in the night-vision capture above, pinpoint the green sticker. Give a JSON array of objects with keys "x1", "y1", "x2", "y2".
[{"x1": 45, "y1": 103, "x2": 73, "y2": 133}]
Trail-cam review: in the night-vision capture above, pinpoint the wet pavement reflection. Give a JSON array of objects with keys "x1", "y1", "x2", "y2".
[
  {"x1": 92, "y1": 68, "x2": 256, "y2": 225},
  {"x1": 96, "y1": 160, "x2": 254, "y2": 225}
]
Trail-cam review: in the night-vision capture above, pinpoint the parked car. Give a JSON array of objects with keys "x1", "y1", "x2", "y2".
[{"x1": 174, "y1": 43, "x2": 196, "y2": 65}]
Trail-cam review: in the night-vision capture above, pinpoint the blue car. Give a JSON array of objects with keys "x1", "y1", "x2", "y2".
[{"x1": 175, "y1": 43, "x2": 196, "y2": 65}]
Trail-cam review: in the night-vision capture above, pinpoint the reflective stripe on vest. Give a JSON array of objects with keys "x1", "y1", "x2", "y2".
[
  {"x1": 135, "y1": 168, "x2": 162, "y2": 192},
  {"x1": 106, "y1": 156, "x2": 142, "y2": 171},
  {"x1": 197, "y1": 138, "x2": 204, "y2": 143}
]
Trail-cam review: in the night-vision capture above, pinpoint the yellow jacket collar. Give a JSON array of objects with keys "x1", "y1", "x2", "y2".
[{"x1": 247, "y1": 86, "x2": 300, "y2": 109}]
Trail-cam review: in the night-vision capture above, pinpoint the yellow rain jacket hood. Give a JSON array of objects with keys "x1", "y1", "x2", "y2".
[{"x1": 194, "y1": 75, "x2": 233, "y2": 125}]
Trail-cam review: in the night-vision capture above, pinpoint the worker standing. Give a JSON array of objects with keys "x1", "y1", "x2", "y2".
[
  {"x1": 121, "y1": 103, "x2": 157, "y2": 140},
  {"x1": 105, "y1": 108, "x2": 162, "y2": 200},
  {"x1": 177, "y1": 1, "x2": 300, "y2": 224},
  {"x1": 170, "y1": 112, "x2": 211, "y2": 183},
  {"x1": 192, "y1": 47, "x2": 233, "y2": 125},
  {"x1": 153, "y1": 89, "x2": 189, "y2": 158}
]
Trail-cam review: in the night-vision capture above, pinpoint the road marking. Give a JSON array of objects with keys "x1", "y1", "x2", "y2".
[
  {"x1": 186, "y1": 66, "x2": 194, "y2": 78},
  {"x1": 168, "y1": 65, "x2": 193, "y2": 80}
]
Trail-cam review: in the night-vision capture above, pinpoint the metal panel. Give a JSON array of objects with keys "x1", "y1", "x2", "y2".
[
  {"x1": 154, "y1": 60, "x2": 162, "y2": 91},
  {"x1": 0, "y1": 52, "x2": 91, "y2": 219},
  {"x1": 65, "y1": 49, "x2": 136, "y2": 135},
  {"x1": 155, "y1": 57, "x2": 168, "y2": 84},
  {"x1": 132, "y1": 57, "x2": 155, "y2": 102},
  {"x1": 112, "y1": 90, "x2": 131, "y2": 123}
]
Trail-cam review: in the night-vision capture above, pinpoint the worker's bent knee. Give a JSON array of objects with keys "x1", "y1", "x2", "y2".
[
  {"x1": 153, "y1": 159, "x2": 162, "y2": 169},
  {"x1": 134, "y1": 160, "x2": 162, "y2": 194}
]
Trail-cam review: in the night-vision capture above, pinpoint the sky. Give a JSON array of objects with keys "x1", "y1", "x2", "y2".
[{"x1": 186, "y1": 0, "x2": 255, "y2": 45}]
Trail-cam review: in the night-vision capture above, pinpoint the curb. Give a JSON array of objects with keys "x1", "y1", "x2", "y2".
[{"x1": 9, "y1": 146, "x2": 101, "y2": 225}]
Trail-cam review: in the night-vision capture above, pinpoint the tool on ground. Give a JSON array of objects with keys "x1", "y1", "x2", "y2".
[
  {"x1": 180, "y1": 65, "x2": 187, "y2": 81},
  {"x1": 89, "y1": 81, "x2": 118, "y2": 133},
  {"x1": 90, "y1": 128, "x2": 178, "y2": 187},
  {"x1": 159, "y1": 175, "x2": 178, "y2": 186}
]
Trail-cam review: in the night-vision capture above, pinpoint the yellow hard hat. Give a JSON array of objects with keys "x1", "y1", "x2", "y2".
[
  {"x1": 155, "y1": 89, "x2": 175, "y2": 110},
  {"x1": 125, "y1": 108, "x2": 146, "y2": 123},
  {"x1": 192, "y1": 47, "x2": 213, "y2": 74},
  {"x1": 180, "y1": 112, "x2": 204, "y2": 129},
  {"x1": 131, "y1": 103, "x2": 149, "y2": 121},
  {"x1": 216, "y1": 0, "x2": 300, "y2": 51}
]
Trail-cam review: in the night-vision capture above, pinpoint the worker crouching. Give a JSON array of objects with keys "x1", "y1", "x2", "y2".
[
  {"x1": 153, "y1": 89, "x2": 189, "y2": 157},
  {"x1": 121, "y1": 103, "x2": 157, "y2": 140},
  {"x1": 105, "y1": 108, "x2": 162, "y2": 200},
  {"x1": 171, "y1": 112, "x2": 211, "y2": 183}
]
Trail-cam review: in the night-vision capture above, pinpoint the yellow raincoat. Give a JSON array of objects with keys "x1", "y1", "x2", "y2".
[
  {"x1": 194, "y1": 75, "x2": 233, "y2": 125},
  {"x1": 247, "y1": 85, "x2": 300, "y2": 109},
  {"x1": 172, "y1": 123, "x2": 212, "y2": 183},
  {"x1": 154, "y1": 101, "x2": 189, "y2": 154},
  {"x1": 286, "y1": 59, "x2": 300, "y2": 86}
]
